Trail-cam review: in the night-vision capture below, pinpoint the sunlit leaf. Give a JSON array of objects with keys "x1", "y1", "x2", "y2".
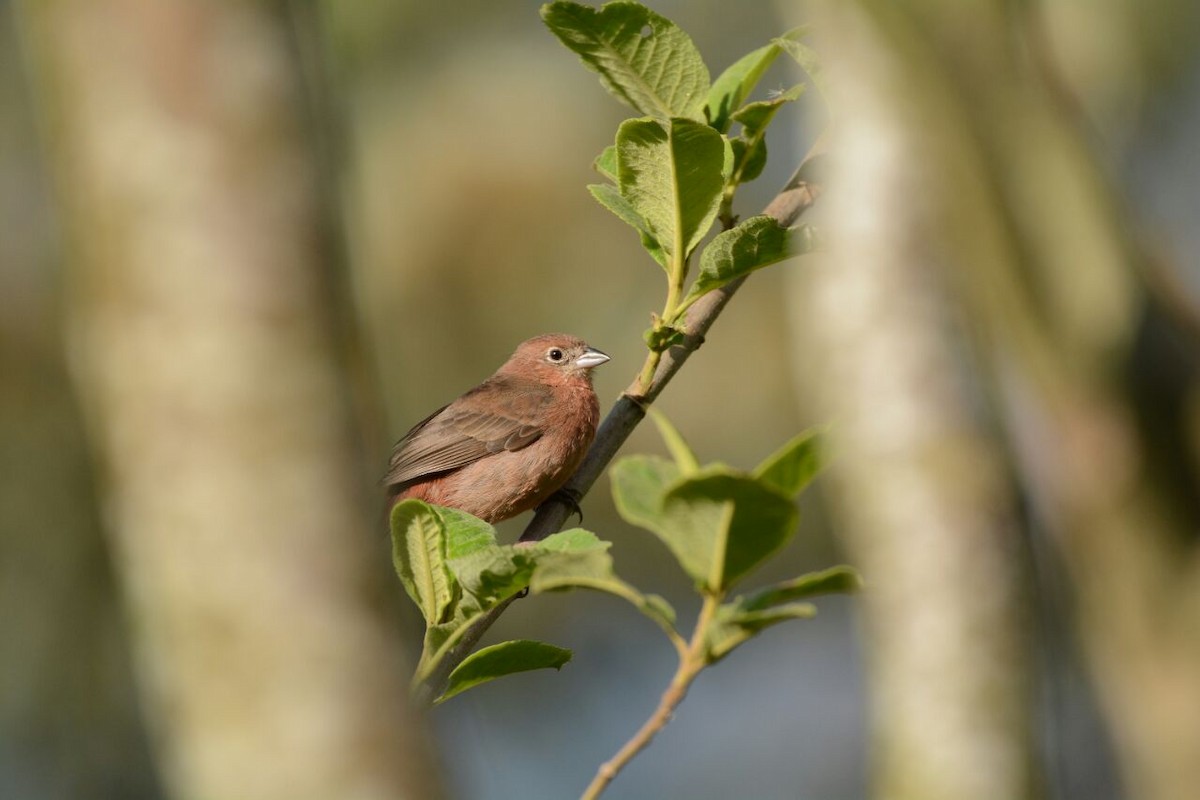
[
  {"x1": 683, "y1": 215, "x2": 792, "y2": 305},
  {"x1": 390, "y1": 500, "x2": 455, "y2": 625},
  {"x1": 753, "y1": 428, "x2": 823, "y2": 497},
  {"x1": 437, "y1": 640, "x2": 572, "y2": 703},
  {"x1": 617, "y1": 117, "x2": 731, "y2": 261}
]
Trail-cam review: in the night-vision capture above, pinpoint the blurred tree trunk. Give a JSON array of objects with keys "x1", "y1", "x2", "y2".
[
  {"x1": 789, "y1": 4, "x2": 1040, "y2": 799},
  {"x1": 21, "y1": 2, "x2": 444, "y2": 799},
  {"x1": 794, "y1": 1, "x2": 1200, "y2": 799}
]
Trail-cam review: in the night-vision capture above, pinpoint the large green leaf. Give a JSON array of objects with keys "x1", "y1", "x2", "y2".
[
  {"x1": 611, "y1": 455, "x2": 681, "y2": 532},
  {"x1": 437, "y1": 640, "x2": 572, "y2": 703},
  {"x1": 753, "y1": 428, "x2": 823, "y2": 497},
  {"x1": 542, "y1": 1, "x2": 710, "y2": 120},
  {"x1": 391, "y1": 500, "x2": 455, "y2": 625},
  {"x1": 683, "y1": 215, "x2": 792, "y2": 306},
  {"x1": 447, "y1": 523, "x2": 609, "y2": 610},
  {"x1": 661, "y1": 469, "x2": 798, "y2": 591},
  {"x1": 613, "y1": 458, "x2": 799, "y2": 591},
  {"x1": 530, "y1": 531, "x2": 677, "y2": 633},
  {"x1": 587, "y1": 182, "x2": 667, "y2": 270},
  {"x1": 616, "y1": 117, "x2": 731, "y2": 262},
  {"x1": 438, "y1": 506, "x2": 499, "y2": 559}
]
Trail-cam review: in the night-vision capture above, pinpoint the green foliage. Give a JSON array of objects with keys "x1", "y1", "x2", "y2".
[
  {"x1": 439, "y1": 640, "x2": 572, "y2": 703},
  {"x1": 611, "y1": 428, "x2": 831, "y2": 593},
  {"x1": 546, "y1": 1, "x2": 824, "y2": 364},
  {"x1": 392, "y1": 501, "x2": 617, "y2": 702},
  {"x1": 389, "y1": 12, "x2": 854, "y2": 795},
  {"x1": 542, "y1": 1, "x2": 710, "y2": 120},
  {"x1": 705, "y1": 26, "x2": 808, "y2": 133},
  {"x1": 681, "y1": 215, "x2": 793, "y2": 310},
  {"x1": 615, "y1": 117, "x2": 731, "y2": 263}
]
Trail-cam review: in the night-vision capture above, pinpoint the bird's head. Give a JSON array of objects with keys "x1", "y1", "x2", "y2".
[{"x1": 502, "y1": 333, "x2": 610, "y2": 384}]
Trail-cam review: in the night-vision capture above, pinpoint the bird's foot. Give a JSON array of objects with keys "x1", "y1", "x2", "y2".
[{"x1": 548, "y1": 487, "x2": 584, "y2": 524}]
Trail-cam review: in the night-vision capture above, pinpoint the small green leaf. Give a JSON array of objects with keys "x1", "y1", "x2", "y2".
[
  {"x1": 437, "y1": 640, "x2": 572, "y2": 703},
  {"x1": 588, "y1": 183, "x2": 668, "y2": 269},
  {"x1": 775, "y1": 37, "x2": 826, "y2": 103},
  {"x1": 705, "y1": 600, "x2": 817, "y2": 662},
  {"x1": 617, "y1": 117, "x2": 731, "y2": 261},
  {"x1": 704, "y1": 27, "x2": 808, "y2": 133},
  {"x1": 705, "y1": 44, "x2": 777, "y2": 134},
  {"x1": 643, "y1": 323, "x2": 685, "y2": 351},
  {"x1": 391, "y1": 500, "x2": 455, "y2": 625},
  {"x1": 754, "y1": 429, "x2": 823, "y2": 497},
  {"x1": 683, "y1": 215, "x2": 792, "y2": 305},
  {"x1": 594, "y1": 144, "x2": 618, "y2": 182},
  {"x1": 647, "y1": 407, "x2": 699, "y2": 474},
  {"x1": 730, "y1": 137, "x2": 768, "y2": 184},
  {"x1": 740, "y1": 566, "x2": 862, "y2": 611},
  {"x1": 731, "y1": 85, "x2": 805, "y2": 136},
  {"x1": 542, "y1": 1, "x2": 710, "y2": 120}
]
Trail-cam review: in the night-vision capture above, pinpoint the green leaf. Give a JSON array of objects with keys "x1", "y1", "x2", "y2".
[
  {"x1": 647, "y1": 407, "x2": 699, "y2": 474},
  {"x1": 611, "y1": 455, "x2": 681, "y2": 533},
  {"x1": 730, "y1": 137, "x2": 768, "y2": 184},
  {"x1": 705, "y1": 26, "x2": 808, "y2": 133},
  {"x1": 438, "y1": 506, "x2": 499, "y2": 559},
  {"x1": 753, "y1": 428, "x2": 823, "y2": 497},
  {"x1": 775, "y1": 37, "x2": 826, "y2": 103},
  {"x1": 531, "y1": 532, "x2": 678, "y2": 633},
  {"x1": 447, "y1": 545, "x2": 534, "y2": 608},
  {"x1": 616, "y1": 117, "x2": 731, "y2": 262},
  {"x1": 683, "y1": 215, "x2": 792, "y2": 305},
  {"x1": 587, "y1": 182, "x2": 668, "y2": 269},
  {"x1": 391, "y1": 500, "x2": 455, "y2": 625},
  {"x1": 594, "y1": 144, "x2": 618, "y2": 182},
  {"x1": 661, "y1": 469, "x2": 798, "y2": 591},
  {"x1": 542, "y1": 1, "x2": 711, "y2": 120},
  {"x1": 705, "y1": 44, "x2": 777, "y2": 134},
  {"x1": 705, "y1": 599, "x2": 817, "y2": 662},
  {"x1": 613, "y1": 459, "x2": 799, "y2": 591},
  {"x1": 437, "y1": 640, "x2": 572, "y2": 703},
  {"x1": 722, "y1": 84, "x2": 804, "y2": 195},
  {"x1": 536, "y1": 527, "x2": 611, "y2": 553},
  {"x1": 740, "y1": 566, "x2": 862, "y2": 611},
  {"x1": 731, "y1": 85, "x2": 805, "y2": 136}
]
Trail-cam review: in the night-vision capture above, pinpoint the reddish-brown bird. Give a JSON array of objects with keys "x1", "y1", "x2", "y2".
[{"x1": 385, "y1": 334, "x2": 610, "y2": 523}]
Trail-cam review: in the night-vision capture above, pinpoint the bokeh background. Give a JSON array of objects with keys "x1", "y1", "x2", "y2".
[{"x1": 3, "y1": 1, "x2": 1199, "y2": 799}]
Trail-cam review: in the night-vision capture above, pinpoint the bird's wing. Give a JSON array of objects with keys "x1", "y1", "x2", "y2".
[{"x1": 383, "y1": 378, "x2": 549, "y2": 487}]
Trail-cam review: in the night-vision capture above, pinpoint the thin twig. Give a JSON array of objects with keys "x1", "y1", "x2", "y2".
[
  {"x1": 579, "y1": 593, "x2": 721, "y2": 800},
  {"x1": 417, "y1": 139, "x2": 827, "y2": 703}
]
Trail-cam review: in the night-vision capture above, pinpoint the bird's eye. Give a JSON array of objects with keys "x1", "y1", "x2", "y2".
[{"x1": 547, "y1": 348, "x2": 564, "y2": 362}]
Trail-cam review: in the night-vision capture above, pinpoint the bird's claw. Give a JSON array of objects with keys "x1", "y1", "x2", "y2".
[{"x1": 549, "y1": 487, "x2": 584, "y2": 524}]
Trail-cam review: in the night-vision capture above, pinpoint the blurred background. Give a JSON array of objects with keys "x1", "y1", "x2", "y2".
[{"x1": 2, "y1": 0, "x2": 1198, "y2": 799}]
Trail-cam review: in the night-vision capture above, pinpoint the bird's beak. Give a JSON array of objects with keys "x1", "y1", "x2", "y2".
[{"x1": 574, "y1": 346, "x2": 611, "y2": 369}]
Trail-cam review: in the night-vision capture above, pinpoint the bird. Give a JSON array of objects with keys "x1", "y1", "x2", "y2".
[{"x1": 385, "y1": 333, "x2": 610, "y2": 523}]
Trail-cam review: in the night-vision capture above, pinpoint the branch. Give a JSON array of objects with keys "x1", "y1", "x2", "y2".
[{"x1": 416, "y1": 139, "x2": 827, "y2": 704}]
